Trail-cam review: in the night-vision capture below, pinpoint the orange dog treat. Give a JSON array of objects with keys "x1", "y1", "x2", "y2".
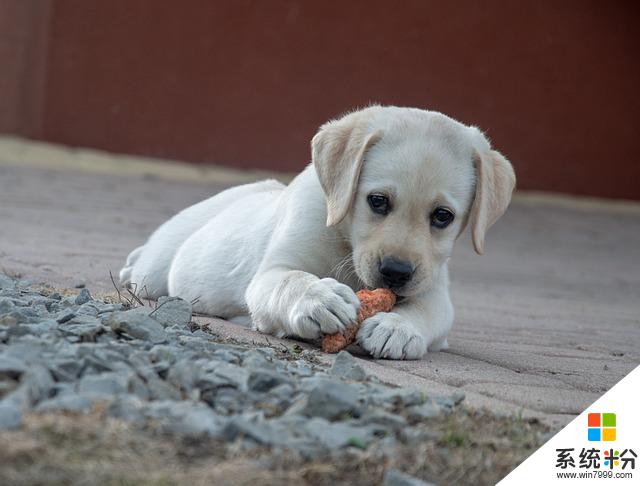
[{"x1": 322, "y1": 288, "x2": 396, "y2": 353}]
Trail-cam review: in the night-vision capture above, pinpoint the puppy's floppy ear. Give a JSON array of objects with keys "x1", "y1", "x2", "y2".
[
  {"x1": 312, "y1": 111, "x2": 381, "y2": 226},
  {"x1": 469, "y1": 147, "x2": 516, "y2": 255}
]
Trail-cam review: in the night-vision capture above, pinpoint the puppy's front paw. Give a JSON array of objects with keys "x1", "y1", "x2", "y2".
[
  {"x1": 357, "y1": 312, "x2": 426, "y2": 360},
  {"x1": 289, "y1": 278, "x2": 360, "y2": 339}
]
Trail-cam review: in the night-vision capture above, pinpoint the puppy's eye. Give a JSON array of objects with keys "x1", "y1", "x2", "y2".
[
  {"x1": 430, "y1": 207, "x2": 455, "y2": 229},
  {"x1": 367, "y1": 194, "x2": 391, "y2": 215}
]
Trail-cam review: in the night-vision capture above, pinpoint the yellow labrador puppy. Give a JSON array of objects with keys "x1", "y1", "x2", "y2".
[{"x1": 120, "y1": 106, "x2": 515, "y2": 359}]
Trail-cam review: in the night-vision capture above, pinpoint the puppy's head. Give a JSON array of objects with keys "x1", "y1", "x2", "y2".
[{"x1": 313, "y1": 106, "x2": 515, "y2": 296}]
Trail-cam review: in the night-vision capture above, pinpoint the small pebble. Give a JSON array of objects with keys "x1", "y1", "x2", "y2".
[{"x1": 75, "y1": 288, "x2": 92, "y2": 305}]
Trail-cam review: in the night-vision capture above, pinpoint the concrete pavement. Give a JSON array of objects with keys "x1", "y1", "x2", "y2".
[{"x1": 1, "y1": 137, "x2": 638, "y2": 428}]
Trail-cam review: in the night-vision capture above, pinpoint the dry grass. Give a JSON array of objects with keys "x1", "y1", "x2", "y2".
[{"x1": 0, "y1": 405, "x2": 548, "y2": 485}]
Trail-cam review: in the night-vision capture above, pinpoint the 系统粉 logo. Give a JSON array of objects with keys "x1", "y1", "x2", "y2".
[{"x1": 588, "y1": 412, "x2": 616, "y2": 441}]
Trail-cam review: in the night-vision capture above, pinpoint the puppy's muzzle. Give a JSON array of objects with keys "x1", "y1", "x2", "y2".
[{"x1": 379, "y1": 257, "x2": 414, "y2": 290}]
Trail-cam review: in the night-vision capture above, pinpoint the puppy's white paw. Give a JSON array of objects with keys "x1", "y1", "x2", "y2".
[
  {"x1": 357, "y1": 312, "x2": 426, "y2": 360},
  {"x1": 289, "y1": 278, "x2": 360, "y2": 339}
]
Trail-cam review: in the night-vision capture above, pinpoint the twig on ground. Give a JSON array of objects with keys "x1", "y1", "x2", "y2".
[
  {"x1": 109, "y1": 270, "x2": 124, "y2": 305},
  {"x1": 125, "y1": 283, "x2": 145, "y2": 307}
]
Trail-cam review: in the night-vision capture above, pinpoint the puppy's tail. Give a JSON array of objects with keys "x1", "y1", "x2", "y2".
[{"x1": 119, "y1": 245, "x2": 144, "y2": 287}]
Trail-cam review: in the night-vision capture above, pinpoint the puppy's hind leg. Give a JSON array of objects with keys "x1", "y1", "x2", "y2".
[{"x1": 119, "y1": 245, "x2": 144, "y2": 288}]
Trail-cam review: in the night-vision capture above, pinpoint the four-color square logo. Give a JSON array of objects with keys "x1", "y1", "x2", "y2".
[{"x1": 588, "y1": 413, "x2": 616, "y2": 441}]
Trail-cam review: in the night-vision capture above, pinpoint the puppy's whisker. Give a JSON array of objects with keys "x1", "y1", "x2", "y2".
[
  {"x1": 330, "y1": 252, "x2": 355, "y2": 283},
  {"x1": 348, "y1": 269, "x2": 365, "y2": 287},
  {"x1": 331, "y1": 258, "x2": 350, "y2": 280},
  {"x1": 333, "y1": 254, "x2": 363, "y2": 288}
]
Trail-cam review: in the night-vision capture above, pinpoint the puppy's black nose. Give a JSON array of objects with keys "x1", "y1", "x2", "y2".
[{"x1": 379, "y1": 257, "x2": 414, "y2": 289}]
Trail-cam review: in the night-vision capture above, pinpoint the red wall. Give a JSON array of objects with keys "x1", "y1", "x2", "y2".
[
  {"x1": 0, "y1": 0, "x2": 50, "y2": 137},
  {"x1": 3, "y1": 1, "x2": 640, "y2": 199}
]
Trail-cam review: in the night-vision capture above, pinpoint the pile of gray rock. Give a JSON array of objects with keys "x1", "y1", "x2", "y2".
[{"x1": 0, "y1": 272, "x2": 463, "y2": 463}]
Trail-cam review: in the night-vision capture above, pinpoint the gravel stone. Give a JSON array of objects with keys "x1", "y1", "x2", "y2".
[
  {"x1": 0, "y1": 355, "x2": 27, "y2": 379},
  {"x1": 96, "y1": 303, "x2": 124, "y2": 314},
  {"x1": 0, "y1": 274, "x2": 16, "y2": 290},
  {"x1": 302, "y1": 379, "x2": 364, "y2": 420},
  {"x1": 176, "y1": 335, "x2": 224, "y2": 353},
  {"x1": 434, "y1": 395, "x2": 456, "y2": 412},
  {"x1": 59, "y1": 315, "x2": 104, "y2": 341},
  {"x1": 82, "y1": 350, "x2": 121, "y2": 374},
  {"x1": 210, "y1": 362, "x2": 249, "y2": 391},
  {"x1": 107, "y1": 309, "x2": 167, "y2": 344},
  {"x1": 208, "y1": 387, "x2": 242, "y2": 414},
  {"x1": 452, "y1": 390, "x2": 466, "y2": 405},
  {"x1": 24, "y1": 319, "x2": 58, "y2": 335},
  {"x1": 150, "y1": 297, "x2": 192, "y2": 328},
  {"x1": 268, "y1": 383, "x2": 295, "y2": 402},
  {"x1": 78, "y1": 371, "x2": 135, "y2": 398},
  {"x1": 147, "y1": 377, "x2": 182, "y2": 400},
  {"x1": 287, "y1": 359, "x2": 314, "y2": 377},
  {"x1": 48, "y1": 358, "x2": 84, "y2": 382},
  {"x1": 76, "y1": 302, "x2": 100, "y2": 317},
  {"x1": 0, "y1": 310, "x2": 34, "y2": 326},
  {"x1": 329, "y1": 350, "x2": 367, "y2": 381},
  {"x1": 248, "y1": 369, "x2": 292, "y2": 392},
  {"x1": 149, "y1": 344, "x2": 179, "y2": 364},
  {"x1": 304, "y1": 417, "x2": 373, "y2": 449},
  {"x1": 35, "y1": 394, "x2": 93, "y2": 413},
  {"x1": 406, "y1": 402, "x2": 443, "y2": 422},
  {"x1": 242, "y1": 350, "x2": 272, "y2": 369},
  {"x1": 223, "y1": 415, "x2": 295, "y2": 446},
  {"x1": 56, "y1": 308, "x2": 76, "y2": 324},
  {"x1": 107, "y1": 394, "x2": 146, "y2": 422},
  {"x1": 3, "y1": 337, "x2": 49, "y2": 361},
  {"x1": 129, "y1": 374, "x2": 151, "y2": 400},
  {"x1": 373, "y1": 386, "x2": 426, "y2": 409},
  {"x1": 4, "y1": 325, "x2": 32, "y2": 337},
  {"x1": 255, "y1": 346, "x2": 277, "y2": 359},
  {"x1": 58, "y1": 296, "x2": 77, "y2": 309},
  {"x1": 74, "y1": 288, "x2": 93, "y2": 305},
  {"x1": 145, "y1": 400, "x2": 224, "y2": 438},
  {"x1": 21, "y1": 365, "x2": 56, "y2": 405},
  {"x1": 167, "y1": 359, "x2": 201, "y2": 393},
  {"x1": 0, "y1": 379, "x2": 19, "y2": 398},
  {"x1": 0, "y1": 297, "x2": 15, "y2": 315},
  {"x1": 360, "y1": 410, "x2": 408, "y2": 431},
  {"x1": 0, "y1": 401, "x2": 22, "y2": 429},
  {"x1": 211, "y1": 348, "x2": 241, "y2": 364}
]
